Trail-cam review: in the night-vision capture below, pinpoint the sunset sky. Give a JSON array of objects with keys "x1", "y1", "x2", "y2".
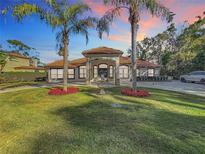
[{"x1": 1, "y1": 0, "x2": 205, "y2": 63}]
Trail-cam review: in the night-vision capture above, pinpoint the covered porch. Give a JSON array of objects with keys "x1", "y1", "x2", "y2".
[{"x1": 82, "y1": 47, "x2": 123, "y2": 85}]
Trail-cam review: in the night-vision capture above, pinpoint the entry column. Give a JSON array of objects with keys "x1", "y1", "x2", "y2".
[
  {"x1": 115, "y1": 57, "x2": 120, "y2": 85},
  {"x1": 86, "y1": 58, "x2": 91, "y2": 85}
]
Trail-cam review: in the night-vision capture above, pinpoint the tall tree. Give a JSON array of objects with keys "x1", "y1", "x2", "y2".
[
  {"x1": 137, "y1": 23, "x2": 177, "y2": 64},
  {"x1": 97, "y1": 0, "x2": 173, "y2": 88},
  {"x1": 7, "y1": 39, "x2": 34, "y2": 56},
  {"x1": 6, "y1": 0, "x2": 96, "y2": 91},
  {"x1": 0, "y1": 51, "x2": 9, "y2": 73},
  {"x1": 167, "y1": 13, "x2": 205, "y2": 77}
]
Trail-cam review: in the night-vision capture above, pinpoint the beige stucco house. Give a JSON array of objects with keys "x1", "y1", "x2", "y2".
[
  {"x1": 46, "y1": 47, "x2": 160, "y2": 85},
  {"x1": 2, "y1": 52, "x2": 45, "y2": 72}
]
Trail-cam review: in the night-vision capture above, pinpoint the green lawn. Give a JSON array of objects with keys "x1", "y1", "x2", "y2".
[
  {"x1": 0, "y1": 82, "x2": 46, "y2": 90},
  {"x1": 0, "y1": 87, "x2": 205, "y2": 154}
]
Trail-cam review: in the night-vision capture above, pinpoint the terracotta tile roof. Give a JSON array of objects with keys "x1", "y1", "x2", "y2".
[
  {"x1": 8, "y1": 52, "x2": 31, "y2": 59},
  {"x1": 120, "y1": 56, "x2": 160, "y2": 68},
  {"x1": 45, "y1": 58, "x2": 88, "y2": 68},
  {"x1": 82, "y1": 47, "x2": 123, "y2": 56},
  {"x1": 119, "y1": 56, "x2": 131, "y2": 64},
  {"x1": 46, "y1": 57, "x2": 159, "y2": 69},
  {"x1": 70, "y1": 58, "x2": 87, "y2": 66},
  {"x1": 15, "y1": 66, "x2": 46, "y2": 70}
]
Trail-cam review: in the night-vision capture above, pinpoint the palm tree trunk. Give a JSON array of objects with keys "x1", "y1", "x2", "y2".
[
  {"x1": 63, "y1": 26, "x2": 68, "y2": 91},
  {"x1": 131, "y1": 21, "x2": 138, "y2": 89}
]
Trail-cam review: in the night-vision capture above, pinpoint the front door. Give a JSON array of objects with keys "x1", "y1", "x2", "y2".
[{"x1": 98, "y1": 68, "x2": 108, "y2": 78}]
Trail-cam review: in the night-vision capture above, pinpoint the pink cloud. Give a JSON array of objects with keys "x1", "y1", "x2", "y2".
[
  {"x1": 83, "y1": 0, "x2": 109, "y2": 16},
  {"x1": 106, "y1": 32, "x2": 145, "y2": 44},
  {"x1": 83, "y1": 0, "x2": 205, "y2": 45}
]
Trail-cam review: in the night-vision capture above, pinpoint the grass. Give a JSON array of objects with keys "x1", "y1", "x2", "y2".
[
  {"x1": 0, "y1": 82, "x2": 46, "y2": 90},
  {"x1": 0, "y1": 86, "x2": 205, "y2": 154}
]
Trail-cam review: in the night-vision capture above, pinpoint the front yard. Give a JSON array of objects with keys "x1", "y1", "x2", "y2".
[{"x1": 0, "y1": 87, "x2": 205, "y2": 154}]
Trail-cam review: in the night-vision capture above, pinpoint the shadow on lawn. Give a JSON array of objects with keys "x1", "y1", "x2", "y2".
[{"x1": 29, "y1": 93, "x2": 205, "y2": 154}]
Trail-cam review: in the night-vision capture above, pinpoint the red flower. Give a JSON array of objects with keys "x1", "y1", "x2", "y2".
[
  {"x1": 121, "y1": 88, "x2": 150, "y2": 97},
  {"x1": 48, "y1": 86, "x2": 80, "y2": 95}
]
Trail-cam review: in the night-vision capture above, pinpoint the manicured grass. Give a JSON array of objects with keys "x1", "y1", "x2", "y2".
[
  {"x1": 0, "y1": 86, "x2": 205, "y2": 154},
  {"x1": 0, "y1": 82, "x2": 46, "y2": 90}
]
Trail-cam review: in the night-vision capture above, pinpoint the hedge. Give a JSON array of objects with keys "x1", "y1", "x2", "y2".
[{"x1": 0, "y1": 72, "x2": 47, "y2": 83}]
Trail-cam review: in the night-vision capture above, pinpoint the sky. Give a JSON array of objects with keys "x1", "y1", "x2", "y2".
[{"x1": 0, "y1": 0, "x2": 205, "y2": 63}]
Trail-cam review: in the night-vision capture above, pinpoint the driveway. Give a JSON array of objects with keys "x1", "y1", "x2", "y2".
[{"x1": 134, "y1": 80, "x2": 205, "y2": 97}]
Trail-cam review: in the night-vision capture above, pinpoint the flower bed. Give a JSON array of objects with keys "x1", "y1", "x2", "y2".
[
  {"x1": 121, "y1": 88, "x2": 150, "y2": 97},
  {"x1": 48, "y1": 86, "x2": 80, "y2": 95}
]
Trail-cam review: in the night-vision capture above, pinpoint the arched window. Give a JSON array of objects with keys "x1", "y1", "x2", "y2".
[
  {"x1": 99, "y1": 64, "x2": 108, "y2": 68},
  {"x1": 119, "y1": 65, "x2": 129, "y2": 79}
]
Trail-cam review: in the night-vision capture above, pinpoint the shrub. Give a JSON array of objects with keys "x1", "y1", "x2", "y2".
[
  {"x1": 0, "y1": 72, "x2": 46, "y2": 83},
  {"x1": 121, "y1": 88, "x2": 150, "y2": 97},
  {"x1": 48, "y1": 86, "x2": 80, "y2": 95}
]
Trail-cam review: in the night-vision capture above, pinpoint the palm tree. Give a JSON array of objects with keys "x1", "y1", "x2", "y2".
[
  {"x1": 97, "y1": 0, "x2": 174, "y2": 88},
  {"x1": 6, "y1": 0, "x2": 95, "y2": 91}
]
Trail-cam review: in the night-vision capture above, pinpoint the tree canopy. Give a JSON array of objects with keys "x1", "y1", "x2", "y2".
[
  {"x1": 4, "y1": 0, "x2": 96, "y2": 90},
  {"x1": 136, "y1": 11, "x2": 205, "y2": 77},
  {"x1": 7, "y1": 39, "x2": 35, "y2": 56}
]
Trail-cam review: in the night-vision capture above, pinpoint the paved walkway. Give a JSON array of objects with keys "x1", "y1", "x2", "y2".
[
  {"x1": 122, "y1": 80, "x2": 205, "y2": 97},
  {"x1": 0, "y1": 85, "x2": 48, "y2": 94},
  {"x1": 1, "y1": 81, "x2": 205, "y2": 97}
]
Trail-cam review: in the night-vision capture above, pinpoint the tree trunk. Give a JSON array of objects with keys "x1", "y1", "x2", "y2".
[
  {"x1": 63, "y1": 27, "x2": 68, "y2": 91},
  {"x1": 131, "y1": 21, "x2": 138, "y2": 89}
]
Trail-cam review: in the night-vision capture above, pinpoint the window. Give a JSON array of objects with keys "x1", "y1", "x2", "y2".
[
  {"x1": 109, "y1": 66, "x2": 113, "y2": 77},
  {"x1": 51, "y1": 69, "x2": 58, "y2": 79},
  {"x1": 99, "y1": 64, "x2": 108, "y2": 68},
  {"x1": 191, "y1": 71, "x2": 205, "y2": 75},
  {"x1": 58, "y1": 69, "x2": 63, "y2": 79},
  {"x1": 79, "y1": 66, "x2": 86, "y2": 78},
  {"x1": 94, "y1": 66, "x2": 98, "y2": 78},
  {"x1": 140, "y1": 69, "x2": 148, "y2": 76},
  {"x1": 29, "y1": 59, "x2": 33, "y2": 66},
  {"x1": 155, "y1": 69, "x2": 160, "y2": 76},
  {"x1": 148, "y1": 69, "x2": 154, "y2": 77},
  {"x1": 68, "y1": 69, "x2": 75, "y2": 79},
  {"x1": 136, "y1": 69, "x2": 139, "y2": 77},
  {"x1": 119, "y1": 65, "x2": 129, "y2": 78}
]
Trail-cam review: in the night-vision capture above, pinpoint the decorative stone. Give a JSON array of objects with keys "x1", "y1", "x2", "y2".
[{"x1": 99, "y1": 88, "x2": 106, "y2": 95}]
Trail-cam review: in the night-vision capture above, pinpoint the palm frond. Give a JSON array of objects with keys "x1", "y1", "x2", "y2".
[
  {"x1": 11, "y1": 3, "x2": 40, "y2": 21},
  {"x1": 97, "y1": 7, "x2": 123, "y2": 39},
  {"x1": 142, "y1": 0, "x2": 174, "y2": 22},
  {"x1": 63, "y1": 3, "x2": 91, "y2": 21},
  {"x1": 42, "y1": 12, "x2": 63, "y2": 29},
  {"x1": 69, "y1": 17, "x2": 96, "y2": 44}
]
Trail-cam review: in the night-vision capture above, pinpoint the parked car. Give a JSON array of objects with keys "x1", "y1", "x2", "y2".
[{"x1": 180, "y1": 71, "x2": 205, "y2": 83}]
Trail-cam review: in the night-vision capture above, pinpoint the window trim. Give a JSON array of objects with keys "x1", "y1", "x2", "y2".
[
  {"x1": 50, "y1": 68, "x2": 58, "y2": 79},
  {"x1": 148, "y1": 69, "x2": 154, "y2": 77},
  {"x1": 68, "y1": 68, "x2": 75, "y2": 79},
  {"x1": 98, "y1": 63, "x2": 108, "y2": 69},
  {"x1": 79, "y1": 65, "x2": 86, "y2": 79},
  {"x1": 119, "y1": 65, "x2": 129, "y2": 79}
]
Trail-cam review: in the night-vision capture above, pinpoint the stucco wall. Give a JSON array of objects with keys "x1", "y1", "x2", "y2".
[{"x1": 3, "y1": 56, "x2": 30, "y2": 72}]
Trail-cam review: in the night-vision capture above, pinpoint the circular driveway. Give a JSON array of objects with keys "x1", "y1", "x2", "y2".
[{"x1": 135, "y1": 80, "x2": 205, "y2": 96}]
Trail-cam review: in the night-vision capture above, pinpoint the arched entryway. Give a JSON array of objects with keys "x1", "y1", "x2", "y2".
[{"x1": 98, "y1": 64, "x2": 108, "y2": 78}]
